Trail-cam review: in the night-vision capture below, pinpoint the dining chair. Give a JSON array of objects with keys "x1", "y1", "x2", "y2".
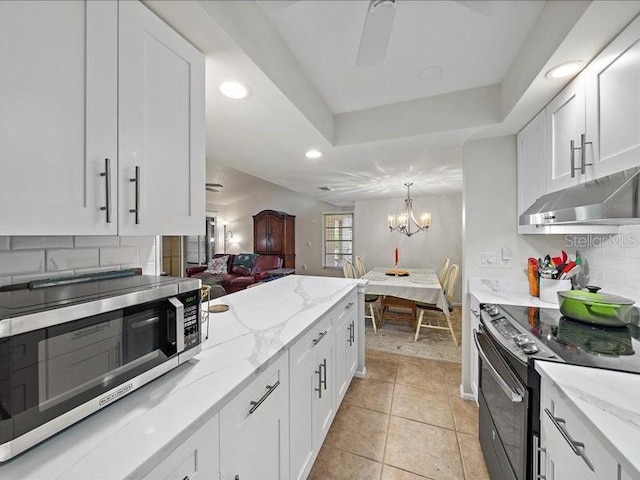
[
  {"x1": 342, "y1": 260, "x2": 356, "y2": 279},
  {"x1": 414, "y1": 264, "x2": 459, "y2": 345},
  {"x1": 343, "y1": 259, "x2": 378, "y2": 333},
  {"x1": 354, "y1": 255, "x2": 367, "y2": 278},
  {"x1": 437, "y1": 258, "x2": 450, "y2": 287}
]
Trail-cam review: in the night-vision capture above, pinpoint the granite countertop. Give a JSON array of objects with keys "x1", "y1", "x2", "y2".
[
  {"x1": 0, "y1": 275, "x2": 361, "y2": 480},
  {"x1": 535, "y1": 361, "x2": 640, "y2": 478}
]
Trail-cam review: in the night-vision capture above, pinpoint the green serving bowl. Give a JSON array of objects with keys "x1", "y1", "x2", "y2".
[{"x1": 557, "y1": 289, "x2": 635, "y2": 326}]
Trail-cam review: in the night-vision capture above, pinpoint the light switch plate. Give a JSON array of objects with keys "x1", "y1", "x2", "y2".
[{"x1": 478, "y1": 252, "x2": 497, "y2": 268}]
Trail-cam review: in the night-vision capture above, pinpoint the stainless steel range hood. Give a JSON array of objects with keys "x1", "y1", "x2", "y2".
[{"x1": 519, "y1": 166, "x2": 640, "y2": 226}]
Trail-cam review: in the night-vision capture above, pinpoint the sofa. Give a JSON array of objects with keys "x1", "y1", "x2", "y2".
[{"x1": 185, "y1": 253, "x2": 283, "y2": 294}]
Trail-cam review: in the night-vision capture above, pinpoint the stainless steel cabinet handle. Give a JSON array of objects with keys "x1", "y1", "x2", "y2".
[
  {"x1": 345, "y1": 301, "x2": 355, "y2": 310},
  {"x1": 99, "y1": 158, "x2": 112, "y2": 223},
  {"x1": 544, "y1": 408, "x2": 594, "y2": 471},
  {"x1": 312, "y1": 330, "x2": 328, "y2": 345},
  {"x1": 473, "y1": 329, "x2": 523, "y2": 403},
  {"x1": 348, "y1": 322, "x2": 354, "y2": 346},
  {"x1": 129, "y1": 166, "x2": 140, "y2": 224},
  {"x1": 570, "y1": 139, "x2": 577, "y2": 178},
  {"x1": 580, "y1": 133, "x2": 593, "y2": 174},
  {"x1": 532, "y1": 433, "x2": 546, "y2": 480},
  {"x1": 249, "y1": 380, "x2": 280, "y2": 414},
  {"x1": 321, "y1": 358, "x2": 327, "y2": 390},
  {"x1": 315, "y1": 365, "x2": 322, "y2": 398}
]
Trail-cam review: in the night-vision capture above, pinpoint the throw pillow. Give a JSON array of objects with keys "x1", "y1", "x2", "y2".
[
  {"x1": 232, "y1": 253, "x2": 258, "y2": 275},
  {"x1": 206, "y1": 255, "x2": 229, "y2": 275}
]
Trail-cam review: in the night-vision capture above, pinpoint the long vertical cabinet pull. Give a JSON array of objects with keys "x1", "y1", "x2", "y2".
[
  {"x1": 315, "y1": 365, "x2": 322, "y2": 398},
  {"x1": 533, "y1": 433, "x2": 546, "y2": 480},
  {"x1": 579, "y1": 133, "x2": 593, "y2": 175},
  {"x1": 129, "y1": 166, "x2": 140, "y2": 224},
  {"x1": 321, "y1": 358, "x2": 327, "y2": 391},
  {"x1": 348, "y1": 323, "x2": 353, "y2": 346},
  {"x1": 99, "y1": 158, "x2": 112, "y2": 223},
  {"x1": 570, "y1": 140, "x2": 577, "y2": 178}
]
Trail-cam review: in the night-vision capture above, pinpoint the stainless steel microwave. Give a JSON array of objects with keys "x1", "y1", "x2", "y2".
[{"x1": 0, "y1": 275, "x2": 202, "y2": 462}]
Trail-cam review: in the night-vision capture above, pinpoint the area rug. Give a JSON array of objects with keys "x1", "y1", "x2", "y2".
[{"x1": 365, "y1": 306, "x2": 462, "y2": 363}]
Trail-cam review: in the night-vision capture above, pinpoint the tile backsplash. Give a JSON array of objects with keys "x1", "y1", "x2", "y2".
[
  {"x1": 570, "y1": 225, "x2": 640, "y2": 302},
  {"x1": 0, "y1": 236, "x2": 157, "y2": 287}
]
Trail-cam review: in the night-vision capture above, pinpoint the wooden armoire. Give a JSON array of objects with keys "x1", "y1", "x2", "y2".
[{"x1": 253, "y1": 210, "x2": 295, "y2": 268}]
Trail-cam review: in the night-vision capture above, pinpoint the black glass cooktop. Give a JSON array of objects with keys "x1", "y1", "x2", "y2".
[{"x1": 500, "y1": 304, "x2": 640, "y2": 375}]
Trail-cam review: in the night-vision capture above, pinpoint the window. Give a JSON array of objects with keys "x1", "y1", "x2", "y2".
[{"x1": 322, "y1": 212, "x2": 353, "y2": 268}]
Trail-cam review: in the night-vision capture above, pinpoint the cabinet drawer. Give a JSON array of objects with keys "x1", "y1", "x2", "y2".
[
  {"x1": 220, "y1": 353, "x2": 288, "y2": 451},
  {"x1": 289, "y1": 314, "x2": 333, "y2": 379},
  {"x1": 541, "y1": 380, "x2": 617, "y2": 476},
  {"x1": 332, "y1": 291, "x2": 357, "y2": 324},
  {"x1": 143, "y1": 413, "x2": 219, "y2": 480}
]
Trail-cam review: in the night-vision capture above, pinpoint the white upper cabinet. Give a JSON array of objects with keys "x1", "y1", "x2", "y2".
[
  {"x1": 517, "y1": 110, "x2": 546, "y2": 217},
  {"x1": 545, "y1": 74, "x2": 586, "y2": 193},
  {"x1": 118, "y1": 1, "x2": 205, "y2": 235},
  {"x1": 586, "y1": 15, "x2": 640, "y2": 178},
  {"x1": 0, "y1": 1, "x2": 118, "y2": 235},
  {"x1": 0, "y1": 1, "x2": 204, "y2": 236}
]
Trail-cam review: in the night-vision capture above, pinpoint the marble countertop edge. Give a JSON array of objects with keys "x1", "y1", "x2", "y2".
[{"x1": 535, "y1": 361, "x2": 640, "y2": 479}]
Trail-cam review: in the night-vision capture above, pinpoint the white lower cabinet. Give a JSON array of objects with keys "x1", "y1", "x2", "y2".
[
  {"x1": 219, "y1": 354, "x2": 290, "y2": 480},
  {"x1": 143, "y1": 414, "x2": 220, "y2": 480},
  {"x1": 539, "y1": 375, "x2": 618, "y2": 480},
  {"x1": 289, "y1": 314, "x2": 335, "y2": 480}
]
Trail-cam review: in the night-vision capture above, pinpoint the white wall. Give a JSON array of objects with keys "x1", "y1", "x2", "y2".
[
  {"x1": 0, "y1": 236, "x2": 158, "y2": 287},
  {"x1": 461, "y1": 135, "x2": 568, "y2": 395},
  {"x1": 209, "y1": 172, "x2": 349, "y2": 278},
  {"x1": 354, "y1": 194, "x2": 463, "y2": 302}
]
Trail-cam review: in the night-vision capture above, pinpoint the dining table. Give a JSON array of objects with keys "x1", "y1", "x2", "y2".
[{"x1": 362, "y1": 267, "x2": 450, "y2": 322}]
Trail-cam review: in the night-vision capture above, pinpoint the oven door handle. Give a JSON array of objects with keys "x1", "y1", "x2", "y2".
[{"x1": 473, "y1": 329, "x2": 523, "y2": 403}]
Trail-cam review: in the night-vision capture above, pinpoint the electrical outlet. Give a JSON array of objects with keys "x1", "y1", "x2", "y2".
[
  {"x1": 498, "y1": 247, "x2": 512, "y2": 268},
  {"x1": 478, "y1": 252, "x2": 497, "y2": 268}
]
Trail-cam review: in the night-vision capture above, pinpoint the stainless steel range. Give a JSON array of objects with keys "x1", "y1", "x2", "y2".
[{"x1": 476, "y1": 303, "x2": 640, "y2": 480}]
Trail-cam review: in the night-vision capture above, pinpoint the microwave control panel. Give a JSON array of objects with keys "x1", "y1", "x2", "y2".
[{"x1": 182, "y1": 291, "x2": 201, "y2": 349}]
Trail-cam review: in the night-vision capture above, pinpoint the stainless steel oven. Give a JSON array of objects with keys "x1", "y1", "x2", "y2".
[{"x1": 0, "y1": 275, "x2": 201, "y2": 461}]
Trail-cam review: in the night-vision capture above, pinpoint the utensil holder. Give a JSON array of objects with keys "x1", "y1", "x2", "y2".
[{"x1": 539, "y1": 279, "x2": 571, "y2": 304}]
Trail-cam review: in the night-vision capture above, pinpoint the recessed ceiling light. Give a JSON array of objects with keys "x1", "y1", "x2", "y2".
[
  {"x1": 545, "y1": 61, "x2": 584, "y2": 80},
  {"x1": 305, "y1": 149, "x2": 322, "y2": 159},
  {"x1": 219, "y1": 81, "x2": 252, "y2": 99}
]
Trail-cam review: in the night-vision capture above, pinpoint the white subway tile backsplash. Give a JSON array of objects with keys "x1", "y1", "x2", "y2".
[
  {"x1": 0, "y1": 251, "x2": 45, "y2": 275},
  {"x1": 47, "y1": 249, "x2": 99, "y2": 271},
  {"x1": 0, "y1": 235, "x2": 157, "y2": 287},
  {"x1": 120, "y1": 236, "x2": 156, "y2": 246},
  {"x1": 11, "y1": 236, "x2": 73, "y2": 250},
  {"x1": 100, "y1": 247, "x2": 139, "y2": 266},
  {"x1": 74, "y1": 236, "x2": 120, "y2": 248}
]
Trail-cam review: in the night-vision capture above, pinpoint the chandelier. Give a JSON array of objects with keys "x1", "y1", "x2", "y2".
[{"x1": 387, "y1": 183, "x2": 431, "y2": 236}]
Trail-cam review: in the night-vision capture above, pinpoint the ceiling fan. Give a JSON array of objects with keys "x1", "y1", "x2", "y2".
[
  {"x1": 206, "y1": 182, "x2": 223, "y2": 193},
  {"x1": 356, "y1": 0, "x2": 495, "y2": 67}
]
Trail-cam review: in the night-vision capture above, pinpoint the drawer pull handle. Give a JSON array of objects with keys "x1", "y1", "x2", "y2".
[
  {"x1": 345, "y1": 301, "x2": 355, "y2": 310},
  {"x1": 249, "y1": 380, "x2": 280, "y2": 414},
  {"x1": 312, "y1": 330, "x2": 328, "y2": 345},
  {"x1": 544, "y1": 408, "x2": 594, "y2": 471}
]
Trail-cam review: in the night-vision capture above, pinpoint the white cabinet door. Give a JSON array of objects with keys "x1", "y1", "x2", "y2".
[
  {"x1": 470, "y1": 310, "x2": 480, "y2": 402},
  {"x1": 118, "y1": 1, "x2": 205, "y2": 236},
  {"x1": 289, "y1": 360, "x2": 317, "y2": 480},
  {"x1": 346, "y1": 316, "x2": 358, "y2": 384},
  {"x1": 517, "y1": 110, "x2": 546, "y2": 216},
  {"x1": 220, "y1": 354, "x2": 289, "y2": 480},
  {"x1": 545, "y1": 75, "x2": 586, "y2": 193},
  {"x1": 143, "y1": 414, "x2": 219, "y2": 480},
  {"x1": 0, "y1": 0, "x2": 117, "y2": 235},
  {"x1": 315, "y1": 334, "x2": 335, "y2": 448},
  {"x1": 586, "y1": 16, "x2": 640, "y2": 178}
]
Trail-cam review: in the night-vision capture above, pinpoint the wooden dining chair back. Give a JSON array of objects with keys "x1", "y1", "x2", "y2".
[
  {"x1": 342, "y1": 260, "x2": 356, "y2": 279},
  {"x1": 354, "y1": 256, "x2": 367, "y2": 278},
  {"x1": 437, "y1": 258, "x2": 450, "y2": 286},
  {"x1": 443, "y1": 264, "x2": 459, "y2": 305},
  {"x1": 414, "y1": 263, "x2": 459, "y2": 346}
]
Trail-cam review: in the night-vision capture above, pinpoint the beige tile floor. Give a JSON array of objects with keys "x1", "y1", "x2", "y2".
[{"x1": 308, "y1": 349, "x2": 490, "y2": 480}]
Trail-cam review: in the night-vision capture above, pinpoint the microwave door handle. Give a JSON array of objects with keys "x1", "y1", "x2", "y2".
[
  {"x1": 168, "y1": 297, "x2": 185, "y2": 353},
  {"x1": 473, "y1": 329, "x2": 523, "y2": 403}
]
